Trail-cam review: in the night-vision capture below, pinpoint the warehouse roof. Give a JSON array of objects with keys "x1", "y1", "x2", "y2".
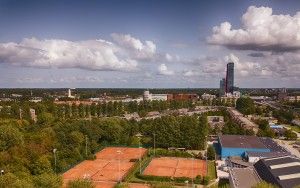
[
  {"x1": 229, "y1": 167, "x2": 261, "y2": 188},
  {"x1": 258, "y1": 137, "x2": 288, "y2": 153},
  {"x1": 254, "y1": 156, "x2": 300, "y2": 188},
  {"x1": 219, "y1": 135, "x2": 267, "y2": 149},
  {"x1": 246, "y1": 151, "x2": 289, "y2": 158}
]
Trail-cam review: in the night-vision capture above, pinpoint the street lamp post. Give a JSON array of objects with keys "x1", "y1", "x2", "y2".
[
  {"x1": 135, "y1": 133, "x2": 143, "y2": 175},
  {"x1": 53, "y1": 148, "x2": 57, "y2": 173}
]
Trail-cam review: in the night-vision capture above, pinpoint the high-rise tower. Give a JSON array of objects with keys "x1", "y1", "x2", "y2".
[
  {"x1": 226, "y1": 62, "x2": 234, "y2": 93},
  {"x1": 219, "y1": 78, "x2": 226, "y2": 96}
]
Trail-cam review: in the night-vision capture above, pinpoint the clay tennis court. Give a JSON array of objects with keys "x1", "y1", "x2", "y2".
[
  {"x1": 143, "y1": 157, "x2": 206, "y2": 178},
  {"x1": 63, "y1": 147, "x2": 147, "y2": 188}
]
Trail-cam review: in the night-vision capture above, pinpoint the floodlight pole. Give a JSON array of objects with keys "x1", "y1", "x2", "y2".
[
  {"x1": 53, "y1": 148, "x2": 57, "y2": 173},
  {"x1": 85, "y1": 135, "x2": 88, "y2": 157},
  {"x1": 135, "y1": 133, "x2": 143, "y2": 175},
  {"x1": 139, "y1": 138, "x2": 142, "y2": 174},
  {"x1": 153, "y1": 133, "x2": 156, "y2": 156},
  {"x1": 117, "y1": 150, "x2": 122, "y2": 183}
]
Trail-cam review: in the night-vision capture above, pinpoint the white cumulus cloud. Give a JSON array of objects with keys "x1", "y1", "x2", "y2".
[
  {"x1": 0, "y1": 37, "x2": 138, "y2": 71},
  {"x1": 111, "y1": 33, "x2": 156, "y2": 61},
  {"x1": 158, "y1": 64, "x2": 174, "y2": 75},
  {"x1": 207, "y1": 6, "x2": 300, "y2": 52}
]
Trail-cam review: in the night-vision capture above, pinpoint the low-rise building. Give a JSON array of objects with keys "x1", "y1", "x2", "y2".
[
  {"x1": 124, "y1": 112, "x2": 140, "y2": 121},
  {"x1": 228, "y1": 108, "x2": 259, "y2": 133},
  {"x1": 207, "y1": 116, "x2": 225, "y2": 129},
  {"x1": 286, "y1": 96, "x2": 300, "y2": 102},
  {"x1": 143, "y1": 90, "x2": 168, "y2": 101},
  {"x1": 254, "y1": 156, "x2": 300, "y2": 188},
  {"x1": 168, "y1": 93, "x2": 199, "y2": 101},
  {"x1": 229, "y1": 167, "x2": 261, "y2": 188},
  {"x1": 246, "y1": 151, "x2": 289, "y2": 163},
  {"x1": 201, "y1": 93, "x2": 216, "y2": 100},
  {"x1": 218, "y1": 135, "x2": 288, "y2": 160}
]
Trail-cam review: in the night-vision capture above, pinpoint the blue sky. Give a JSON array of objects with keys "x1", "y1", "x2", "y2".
[{"x1": 1, "y1": 0, "x2": 300, "y2": 88}]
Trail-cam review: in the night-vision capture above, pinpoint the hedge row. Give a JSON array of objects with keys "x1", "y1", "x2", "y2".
[
  {"x1": 136, "y1": 173, "x2": 210, "y2": 185},
  {"x1": 148, "y1": 148, "x2": 193, "y2": 158}
]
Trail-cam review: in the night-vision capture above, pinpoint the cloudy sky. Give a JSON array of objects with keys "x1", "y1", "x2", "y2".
[{"x1": 1, "y1": 0, "x2": 300, "y2": 88}]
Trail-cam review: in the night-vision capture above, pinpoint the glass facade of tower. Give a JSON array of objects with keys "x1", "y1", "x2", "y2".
[{"x1": 226, "y1": 62, "x2": 234, "y2": 93}]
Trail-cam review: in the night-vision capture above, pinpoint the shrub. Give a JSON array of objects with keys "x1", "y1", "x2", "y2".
[{"x1": 202, "y1": 176, "x2": 210, "y2": 185}]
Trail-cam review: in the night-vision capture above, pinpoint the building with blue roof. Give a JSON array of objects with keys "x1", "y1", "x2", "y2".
[{"x1": 218, "y1": 135, "x2": 286, "y2": 159}]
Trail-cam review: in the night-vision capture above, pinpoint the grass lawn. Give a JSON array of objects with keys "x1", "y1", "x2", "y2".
[{"x1": 207, "y1": 161, "x2": 217, "y2": 180}]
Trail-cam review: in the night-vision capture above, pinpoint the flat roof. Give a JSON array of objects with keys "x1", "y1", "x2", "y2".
[
  {"x1": 230, "y1": 168, "x2": 261, "y2": 188},
  {"x1": 246, "y1": 151, "x2": 289, "y2": 158},
  {"x1": 219, "y1": 135, "x2": 267, "y2": 149},
  {"x1": 258, "y1": 137, "x2": 288, "y2": 153}
]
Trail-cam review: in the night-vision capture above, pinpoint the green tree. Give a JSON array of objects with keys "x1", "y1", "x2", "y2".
[
  {"x1": 31, "y1": 155, "x2": 53, "y2": 175},
  {"x1": 38, "y1": 112, "x2": 55, "y2": 124},
  {"x1": 207, "y1": 145, "x2": 216, "y2": 160},
  {"x1": 33, "y1": 173, "x2": 62, "y2": 188},
  {"x1": 236, "y1": 97, "x2": 255, "y2": 115},
  {"x1": 0, "y1": 173, "x2": 33, "y2": 188},
  {"x1": 284, "y1": 129, "x2": 297, "y2": 140},
  {"x1": 66, "y1": 179, "x2": 95, "y2": 188},
  {"x1": 0, "y1": 124, "x2": 24, "y2": 151}
]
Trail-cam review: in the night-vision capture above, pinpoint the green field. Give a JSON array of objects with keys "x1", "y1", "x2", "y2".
[{"x1": 207, "y1": 161, "x2": 217, "y2": 180}]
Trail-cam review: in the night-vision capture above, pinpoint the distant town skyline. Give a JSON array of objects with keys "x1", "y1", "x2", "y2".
[{"x1": 0, "y1": 0, "x2": 300, "y2": 88}]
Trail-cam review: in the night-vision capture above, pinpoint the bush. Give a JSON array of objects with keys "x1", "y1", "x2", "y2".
[
  {"x1": 136, "y1": 173, "x2": 172, "y2": 182},
  {"x1": 195, "y1": 175, "x2": 202, "y2": 184},
  {"x1": 66, "y1": 179, "x2": 95, "y2": 188},
  {"x1": 151, "y1": 182, "x2": 175, "y2": 188},
  {"x1": 86, "y1": 154, "x2": 96, "y2": 160},
  {"x1": 33, "y1": 173, "x2": 62, "y2": 188},
  {"x1": 149, "y1": 148, "x2": 192, "y2": 158},
  {"x1": 202, "y1": 176, "x2": 210, "y2": 185}
]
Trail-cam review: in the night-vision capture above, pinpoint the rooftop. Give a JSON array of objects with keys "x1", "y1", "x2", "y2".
[
  {"x1": 219, "y1": 135, "x2": 267, "y2": 149},
  {"x1": 258, "y1": 137, "x2": 288, "y2": 153},
  {"x1": 229, "y1": 167, "x2": 261, "y2": 188},
  {"x1": 254, "y1": 156, "x2": 300, "y2": 188},
  {"x1": 246, "y1": 151, "x2": 290, "y2": 159}
]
